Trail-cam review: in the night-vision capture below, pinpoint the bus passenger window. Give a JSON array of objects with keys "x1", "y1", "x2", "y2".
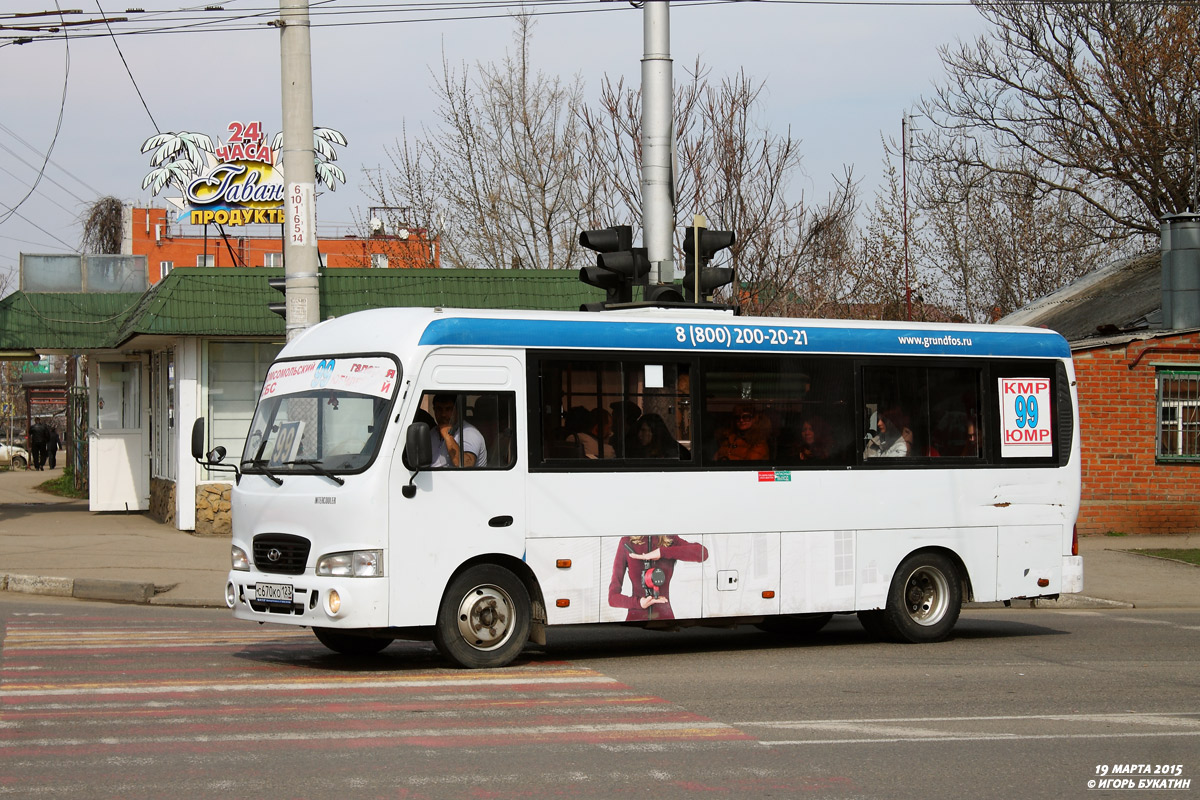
[
  {"x1": 415, "y1": 391, "x2": 517, "y2": 469},
  {"x1": 862, "y1": 365, "x2": 982, "y2": 462}
]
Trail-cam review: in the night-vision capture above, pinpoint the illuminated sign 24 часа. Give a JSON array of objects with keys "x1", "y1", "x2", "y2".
[{"x1": 140, "y1": 120, "x2": 347, "y2": 227}]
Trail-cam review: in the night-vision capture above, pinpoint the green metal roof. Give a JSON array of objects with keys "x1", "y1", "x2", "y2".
[
  {"x1": 0, "y1": 290, "x2": 144, "y2": 350},
  {"x1": 0, "y1": 267, "x2": 605, "y2": 351}
]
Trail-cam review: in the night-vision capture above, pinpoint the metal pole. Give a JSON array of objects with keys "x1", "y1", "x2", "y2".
[
  {"x1": 641, "y1": 1, "x2": 675, "y2": 286},
  {"x1": 279, "y1": 0, "x2": 320, "y2": 339},
  {"x1": 902, "y1": 115, "x2": 911, "y2": 322}
]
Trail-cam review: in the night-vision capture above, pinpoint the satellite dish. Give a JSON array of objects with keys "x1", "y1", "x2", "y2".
[
  {"x1": 397, "y1": 228, "x2": 411, "y2": 240},
  {"x1": 369, "y1": 217, "x2": 383, "y2": 234}
]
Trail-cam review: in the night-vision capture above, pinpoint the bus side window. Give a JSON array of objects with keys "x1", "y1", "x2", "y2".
[
  {"x1": 862, "y1": 365, "x2": 982, "y2": 462},
  {"x1": 419, "y1": 391, "x2": 515, "y2": 469}
]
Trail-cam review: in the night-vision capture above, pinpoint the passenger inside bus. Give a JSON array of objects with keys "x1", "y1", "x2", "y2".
[
  {"x1": 631, "y1": 412, "x2": 688, "y2": 459},
  {"x1": 779, "y1": 415, "x2": 833, "y2": 462},
  {"x1": 713, "y1": 403, "x2": 771, "y2": 461},
  {"x1": 567, "y1": 408, "x2": 614, "y2": 459},
  {"x1": 864, "y1": 408, "x2": 911, "y2": 458}
]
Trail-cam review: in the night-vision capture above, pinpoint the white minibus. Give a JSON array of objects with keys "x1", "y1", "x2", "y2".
[{"x1": 195, "y1": 306, "x2": 1083, "y2": 668}]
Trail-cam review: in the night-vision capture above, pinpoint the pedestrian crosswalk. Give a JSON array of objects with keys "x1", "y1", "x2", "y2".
[{"x1": 0, "y1": 615, "x2": 752, "y2": 783}]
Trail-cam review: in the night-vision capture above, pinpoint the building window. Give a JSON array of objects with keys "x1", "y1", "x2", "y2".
[
  {"x1": 264, "y1": 252, "x2": 282, "y2": 268},
  {"x1": 371, "y1": 253, "x2": 388, "y2": 269},
  {"x1": 160, "y1": 261, "x2": 173, "y2": 278},
  {"x1": 1156, "y1": 369, "x2": 1200, "y2": 461},
  {"x1": 197, "y1": 255, "x2": 215, "y2": 267}
]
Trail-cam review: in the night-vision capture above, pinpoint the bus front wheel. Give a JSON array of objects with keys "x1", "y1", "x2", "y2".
[
  {"x1": 312, "y1": 627, "x2": 391, "y2": 655},
  {"x1": 879, "y1": 552, "x2": 962, "y2": 643},
  {"x1": 434, "y1": 565, "x2": 531, "y2": 669}
]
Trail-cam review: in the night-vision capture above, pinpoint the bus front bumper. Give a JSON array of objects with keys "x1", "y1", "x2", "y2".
[{"x1": 226, "y1": 570, "x2": 389, "y2": 628}]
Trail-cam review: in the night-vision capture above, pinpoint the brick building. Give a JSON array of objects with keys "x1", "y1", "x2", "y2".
[
  {"x1": 1002, "y1": 216, "x2": 1200, "y2": 535},
  {"x1": 126, "y1": 206, "x2": 439, "y2": 284}
]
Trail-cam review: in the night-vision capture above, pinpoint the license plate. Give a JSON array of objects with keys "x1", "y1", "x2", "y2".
[{"x1": 255, "y1": 582, "x2": 293, "y2": 605}]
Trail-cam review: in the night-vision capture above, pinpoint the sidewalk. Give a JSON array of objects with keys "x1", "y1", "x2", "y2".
[
  {"x1": 2, "y1": 466, "x2": 1198, "y2": 609},
  {"x1": 0, "y1": 466, "x2": 228, "y2": 607}
]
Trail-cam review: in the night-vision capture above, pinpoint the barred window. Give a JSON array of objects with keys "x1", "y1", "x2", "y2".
[{"x1": 1156, "y1": 370, "x2": 1200, "y2": 461}]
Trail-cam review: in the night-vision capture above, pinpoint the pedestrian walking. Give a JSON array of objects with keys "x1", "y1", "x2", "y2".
[
  {"x1": 28, "y1": 419, "x2": 48, "y2": 471},
  {"x1": 46, "y1": 426, "x2": 60, "y2": 469}
]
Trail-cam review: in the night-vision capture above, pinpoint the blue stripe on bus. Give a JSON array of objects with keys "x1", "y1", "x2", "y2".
[{"x1": 417, "y1": 317, "x2": 1070, "y2": 358}]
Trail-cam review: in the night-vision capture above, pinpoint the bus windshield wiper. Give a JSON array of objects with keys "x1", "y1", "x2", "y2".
[
  {"x1": 284, "y1": 459, "x2": 346, "y2": 485},
  {"x1": 240, "y1": 457, "x2": 283, "y2": 485}
]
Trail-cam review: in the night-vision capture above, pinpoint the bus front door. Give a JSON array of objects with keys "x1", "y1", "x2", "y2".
[{"x1": 388, "y1": 354, "x2": 526, "y2": 629}]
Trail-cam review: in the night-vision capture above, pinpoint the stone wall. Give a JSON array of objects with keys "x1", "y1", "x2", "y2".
[
  {"x1": 148, "y1": 478, "x2": 176, "y2": 526},
  {"x1": 195, "y1": 482, "x2": 233, "y2": 536}
]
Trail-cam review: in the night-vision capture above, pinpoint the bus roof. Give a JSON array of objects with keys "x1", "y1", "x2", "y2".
[{"x1": 278, "y1": 306, "x2": 1071, "y2": 361}]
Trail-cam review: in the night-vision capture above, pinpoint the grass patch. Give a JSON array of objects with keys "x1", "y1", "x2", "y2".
[
  {"x1": 1104, "y1": 530, "x2": 1128, "y2": 537},
  {"x1": 1131, "y1": 549, "x2": 1200, "y2": 567},
  {"x1": 35, "y1": 467, "x2": 87, "y2": 500}
]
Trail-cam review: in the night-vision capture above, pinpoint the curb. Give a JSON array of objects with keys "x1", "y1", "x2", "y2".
[
  {"x1": 2, "y1": 573, "x2": 157, "y2": 604},
  {"x1": 1033, "y1": 594, "x2": 1135, "y2": 609}
]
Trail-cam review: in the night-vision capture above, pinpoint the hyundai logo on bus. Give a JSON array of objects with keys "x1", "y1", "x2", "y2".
[
  {"x1": 1000, "y1": 378, "x2": 1053, "y2": 457},
  {"x1": 267, "y1": 548, "x2": 283, "y2": 562}
]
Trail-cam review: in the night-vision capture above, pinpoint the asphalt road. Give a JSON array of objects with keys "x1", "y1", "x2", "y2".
[{"x1": 1, "y1": 594, "x2": 1196, "y2": 799}]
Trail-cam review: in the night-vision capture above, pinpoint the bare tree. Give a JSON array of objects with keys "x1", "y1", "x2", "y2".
[
  {"x1": 920, "y1": 0, "x2": 1200, "y2": 241},
  {"x1": 917, "y1": 149, "x2": 1111, "y2": 321},
  {"x1": 366, "y1": 14, "x2": 589, "y2": 269},
  {"x1": 80, "y1": 196, "x2": 124, "y2": 254}
]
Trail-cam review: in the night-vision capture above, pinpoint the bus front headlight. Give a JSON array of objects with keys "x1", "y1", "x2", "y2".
[
  {"x1": 316, "y1": 550, "x2": 384, "y2": 577},
  {"x1": 231, "y1": 545, "x2": 250, "y2": 571}
]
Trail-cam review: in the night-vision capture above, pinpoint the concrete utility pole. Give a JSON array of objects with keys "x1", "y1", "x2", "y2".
[
  {"x1": 641, "y1": 1, "x2": 675, "y2": 285},
  {"x1": 279, "y1": 0, "x2": 320, "y2": 339}
]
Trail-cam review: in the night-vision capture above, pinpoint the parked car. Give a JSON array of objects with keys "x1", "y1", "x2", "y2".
[{"x1": 0, "y1": 442, "x2": 30, "y2": 469}]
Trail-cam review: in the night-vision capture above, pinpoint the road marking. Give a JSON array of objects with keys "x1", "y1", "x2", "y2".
[
  {"x1": 760, "y1": 731, "x2": 1200, "y2": 745},
  {"x1": 739, "y1": 712, "x2": 1200, "y2": 745}
]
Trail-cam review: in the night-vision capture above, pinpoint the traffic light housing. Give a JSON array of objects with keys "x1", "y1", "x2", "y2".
[
  {"x1": 579, "y1": 225, "x2": 650, "y2": 309},
  {"x1": 644, "y1": 283, "x2": 685, "y2": 304},
  {"x1": 682, "y1": 227, "x2": 735, "y2": 303},
  {"x1": 267, "y1": 275, "x2": 287, "y2": 318}
]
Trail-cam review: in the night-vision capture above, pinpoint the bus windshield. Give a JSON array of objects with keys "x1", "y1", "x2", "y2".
[{"x1": 242, "y1": 356, "x2": 400, "y2": 475}]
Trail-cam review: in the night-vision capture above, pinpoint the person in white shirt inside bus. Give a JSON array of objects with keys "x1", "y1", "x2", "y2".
[{"x1": 429, "y1": 393, "x2": 488, "y2": 468}]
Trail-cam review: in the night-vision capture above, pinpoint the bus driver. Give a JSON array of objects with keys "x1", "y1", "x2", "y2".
[{"x1": 430, "y1": 393, "x2": 488, "y2": 468}]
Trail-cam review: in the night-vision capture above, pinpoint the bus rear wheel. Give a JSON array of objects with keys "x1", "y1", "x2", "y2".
[
  {"x1": 312, "y1": 627, "x2": 391, "y2": 655},
  {"x1": 879, "y1": 552, "x2": 962, "y2": 643},
  {"x1": 434, "y1": 565, "x2": 531, "y2": 669}
]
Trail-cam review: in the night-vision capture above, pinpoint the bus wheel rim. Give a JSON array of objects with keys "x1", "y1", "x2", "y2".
[
  {"x1": 904, "y1": 566, "x2": 950, "y2": 626},
  {"x1": 456, "y1": 584, "x2": 514, "y2": 651}
]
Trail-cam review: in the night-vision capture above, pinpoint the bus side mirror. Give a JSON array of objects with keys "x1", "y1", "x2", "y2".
[
  {"x1": 402, "y1": 422, "x2": 432, "y2": 498},
  {"x1": 191, "y1": 419, "x2": 206, "y2": 460},
  {"x1": 192, "y1": 417, "x2": 239, "y2": 483}
]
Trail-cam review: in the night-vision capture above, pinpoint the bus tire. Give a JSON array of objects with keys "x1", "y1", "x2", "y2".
[
  {"x1": 880, "y1": 552, "x2": 962, "y2": 643},
  {"x1": 434, "y1": 565, "x2": 530, "y2": 669},
  {"x1": 756, "y1": 613, "x2": 834, "y2": 635},
  {"x1": 312, "y1": 627, "x2": 391, "y2": 655}
]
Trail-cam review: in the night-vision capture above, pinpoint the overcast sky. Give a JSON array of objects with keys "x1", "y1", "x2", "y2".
[{"x1": 0, "y1": 0, "x2": 986, "y2": 292}]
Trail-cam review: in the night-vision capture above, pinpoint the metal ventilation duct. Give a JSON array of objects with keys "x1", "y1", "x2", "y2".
[{"x1": 1161, "y1": 213, "x2": 1200, "y2": 330}]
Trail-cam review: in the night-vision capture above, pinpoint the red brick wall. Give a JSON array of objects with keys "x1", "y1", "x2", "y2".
[{"x1": 1073, "y1": 332, "x2": 1200, "y2": 534}]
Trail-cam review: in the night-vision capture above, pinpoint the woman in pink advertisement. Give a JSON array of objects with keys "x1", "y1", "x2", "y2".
[{"x1": 608, "y1": 535, "x2": 709, "y2": 621}]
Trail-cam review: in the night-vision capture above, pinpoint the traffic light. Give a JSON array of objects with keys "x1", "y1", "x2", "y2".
[
  {"x1": 578, "y1": 225, "x2": 650, "y2": 309},
  {"x1": 268, "y1": 275, "x2": 287, "y2": 318},
  {"x1": 682, "y1": 226, "x2": 735, "y2": 303},
  {"x1": 645, "y1": 283, "x2": 685, "y2": 304}
]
